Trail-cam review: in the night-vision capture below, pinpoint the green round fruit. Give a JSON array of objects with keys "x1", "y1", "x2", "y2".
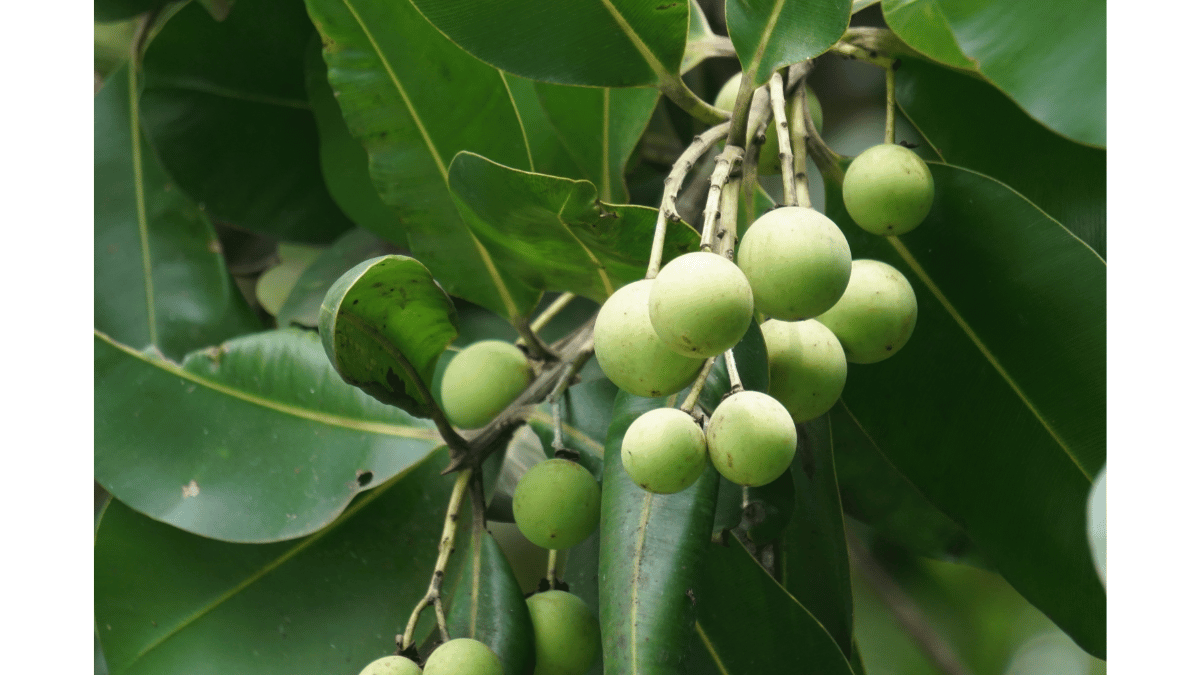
[
  {"x1": 357, "y1": 655, "x2": 422, "y2": 675},
  {"x1": 621, "y1": 407, "x2": 708, "y2": 494},
  {"x1": 593, "y1": 280, "x2": 706, "y2": 397},
  {"x1": 737, "y1": 206, "x2": 852, "y2": 320},
  {"x1": 714, "y1": 74, "x2": 822, "y2": 175},
  {"x1": 816, "y1": 259, "x2": 917, "y2": 364},
  {"x1": 527, "y1": 590, "x2": 601, "y2": 675},
  {"x1": 706, "y1": 391, "x2": 796, "y2": 487},
  {"x1": 513, "y1": 459, "x2": 600, "y2": 550},
  {"x1": 649, "y1": 252, "x2": 754, "y2": 358},
  {"x1": 423, "y1": 638, "x2": 502, "y2": 675},
  {"x1": 760, "y1": 319, "x2": 847, "y2": 423},
  {"x1": 441, "y1": 340, "x2": 531, "y2": 429},
  {"x1": 842, "y1": 143, "x2": 934, "y2": 235}
]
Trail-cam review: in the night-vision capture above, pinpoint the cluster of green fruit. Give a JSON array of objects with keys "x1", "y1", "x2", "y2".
[{"x1": 357, "y1": 589, "x2": 599, "y2": 675}]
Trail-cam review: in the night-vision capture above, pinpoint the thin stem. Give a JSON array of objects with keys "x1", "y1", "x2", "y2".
[
  {"x1": 723, "y1": 350, "x2": 744, "y2": 394},
  {"x1": 699, "y1": 145, "x2": 744, "y2": 251},
  {"x1": 885, "y1": 65, "x2": 897, "y2": 145},
  {"x1": 660, "y1": 74, "x2": 729, "y2": 125},
  {"x1": 680, "y1": 356, "x2": 718, "y2": 414},
  {"x1": 547, "y1": 339, "x2": 593, "y2": 455},
  {"x1": 792, "y1": 84, "x2": 813, "y2": 209},
  {"x1": 829, "y1": 41, "x2": 895, "y2": 69},
  {"x1": 528, "y1": 293, "x2": 576, "y2": 334},
  {"x1": 400, "y1": 469, "x2": 473, "y2": 650},
  {"x1": 546, "y1": 549, "x2": 559, "y2": 586},
  {"x1": 648, "y1": 122, "x2": 731, "y2": 278},
  {"x1": 716, "y1": 177, "x2": 740, "y2": 260},
  {"x1": 848, "y1": 534, "x2": 976, "y2": 675},
  {"x1": 768, "y1": 72, "x2": 797, "y2": 208},
  {"x1": 513, "y1": 316, "x2": 557, "y2": 362}
]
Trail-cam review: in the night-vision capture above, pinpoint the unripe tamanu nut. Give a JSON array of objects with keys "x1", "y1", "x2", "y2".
[
  {"x1": 593, "y1": 280, "x2": 706, "y2": 397},
  {"x1": 513, "y1": 459, "x2": 601, "y2": 550},
  {"x1": 441, "y1": 340, "x2": 531, "y2": 429},
  {"x1": 737, "y1": 206, "x2": 852, "y2": 320},
  {"x1": 526, "y1": 590, "x2": 601, "y2": 675},
  {"x1": 423, "y1": 638, "x2": 503, "y2": 675},
  {"x1": 649, "y1": 252, "x2": 754, "y2": 358},
  {"x1": 706, "y1": 391, "x2": 797, "y2": 487},
  {"x1": 815, "y1": 259, "x2": 917, "y2": 364},
  {"x1": 621, "y1": 407, "x2": 708, "y2": 494},
  {"x1": 842, "y1": 143, "x2": 934, "y2": 236},
  {"x1": 760, "y1": 319, "x2": 847, "y2": 423}
]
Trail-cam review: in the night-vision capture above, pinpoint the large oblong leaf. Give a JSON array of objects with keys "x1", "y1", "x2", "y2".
[
  {"x1": 823, "y1": 162, "x2": 1106, "y2": 656},
  {"x1": 409, "y1": 0, "x2": 689, "y2": 87},
  {"x1": 95, "y1": 450, "x2": 455, "y2": 675},
  {"x1": 895, "y1": 58, "x2": 1105, "y2": 257},
  {"x1": 689, "y1": 538, "x2": 856, "y2": 674},
  {"x1": 94, "y1": 329, "x2": 441, "y2": 543},
  {"x1": 95, "y1": 63, "x2": 261, "y2": 361},
  {"x1": 140, "y1": 0, "x2": 353, "y2": 243},
  {"x1": 881, "y1": 0, "x2": 1105, "y2": 147},
  {"x1": 304, "y1": 0, "x2": 540, "y2": 320},
  {"x1": 727, "y1": 0, "x2": 851, "y2": 87},
  {"x1": 447, "y1": 152, "x2": 699, "y2": 304},
  {"x1": 319, "y1": 255, "x2": 458, "y2": 417}
]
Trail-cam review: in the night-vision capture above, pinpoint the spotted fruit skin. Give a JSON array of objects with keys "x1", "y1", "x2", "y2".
[
  {"x1": 737, "y1": 206, "x2": 852, "y2": 320},
  {"x1": 423, "y1": 638, "x2": 503, "y2": 675},
  {"x1": 706, "y1": 391, "x2": 797, "y2": 487},
  {"x1": 621, "y1": 407, "x2": 708, "y2": 494},
  {"x1": 649, "y1": 252, "x2": 754, "y2": 358},
  {"x1": 441, "y1": 340, "x2": 531, "y2": 429},
  {"x1": 593, "y1": 280, "x2": 705, "y2": 397},
  {"x1": 761, "y1": 319, "x2": 847, "y2": 423},
  {"x1": 816, "y1": 259, "x2": 917, "y2": 364},
  {"x1": 357, "y1": 655, "x2": 422, "y2": 675},
  {"x1": 513, "y1": 459, "x2": 600, "y2": 550},
  {"x1": 842, "y1": 144, "x2": 934, "y2": 235},
  {"x1": 526, "y1": 590, "x2": 601, "y2": 675}
]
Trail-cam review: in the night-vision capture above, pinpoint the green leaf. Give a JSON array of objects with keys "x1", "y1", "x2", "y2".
[
  {"x1": 408, "y1": 0, "x2": 689, "y2": 87},
  {"x1": 441, "y1": 524, "x2": 536, "y2": 675},
  {"x1": 319, "y1": 255, "x2": 459, "y2": 417},
  {"x1": 95, "y1": 450, "x2": 456, "y2": 674},
  {"x1": 94, "y1": 329, "x2": 442, "y2": 543},
  {"x1": 95, "y1": 0, "x2": 169, "y2": 22},
  {"x1": 823, "y1": 163, "x2": 1106, "y2": 656},
  {"x1": 681, "y1": 0, "x2": 719, "y2": 74},
  {"x1": 726, "y1": 0, "x2": 851, "y2": 87},
  {"x1": 690, "y1": 538, "x2": 856, "y2": 674},
  {"x1": 139, "y1": 0, "x2": 353, "y2": 243},
  {"x1": 896, "y1": 58, "x2": 1106, "y2": 257},
  {"x1": 304, "y1": 0, "x2": 541, "y2": 320},
  {"x1": 504, "y1": 76, "x2": 589, "y2": 183},
  {"x1": 881, "y1": 0, "x2": 1105, "y2": 147},
  {"x1": 528, "y1": 378, "x2": 618, "y2": 480},
  {"x1": 277, "y1": 228, "x2": 394, "y2": 329},
  {"x1": 532, "y1": 82, "x2": 661, "y2": 203},
  {"x1": 732, "y1": 319, "x2": 769, "y2": 394},
  {"x1": 95, "y1": 63, "x2": 262, "y2": 361},
  {"x1": 779, "y1": 414, "x2": 855, "y2": 660},
  {"x1": 303, "y1": 38, "x2": 402, "y2": 239},
  {"x1": 447, "y1": 152, "x2": 699, "y2": 304}
]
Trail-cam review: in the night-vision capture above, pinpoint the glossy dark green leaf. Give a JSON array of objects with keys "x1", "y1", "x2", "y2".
[
  {"x1": 823, "y1": 163, "x2": 1105, "y2": 656},
  {"x1": 691, "y1": 538, "x2": 855, "y2": 674},
  {"x1": 441, "y1": 523, "x2": 535, "y2": 675},
  {"x1": 319, "y1": 255, "x2": 459, "y2": 417},
  {"x1": 447, "y1": 152, "x2": 699, "y2": 304},
  {"x1": 505, "y1": 76, "x2": 589, "y2": 183},
  {"x1": 95, "y1": 450, "x2": 456, "y2": 674},
  {"x1": 532, "y1": 83, "x2": 660, "y2": 203},
  {"x1": 96, "y1": 0, "x2": 169, "y2": 22},
  {"x1": 779, "y1": 414, "x2": 854, "y2": 659},
  {"x1": 277, "y1": 228, "x2": 394, "y2": 328},
  {"x1": 882, "y1": 0, "x2": 1105, "y2": 147},
  {"x1": 304, "y1": 0, "x2": 541, "y2": 321},
  {"x1": 732, "y1": 319, "x2": 769, "y2": 394},
  {"x1": 95, "y1": 63, "x2": 262, "y2": 361},
  {"x1": 303, "y1": 38, "x2": 402, "y2": 239},
  {"x1": 681, "y1": 0, "x2": 719, "y2": 74},
  {"x1": 94, "y1": 328, "x2": 442, "y2": 542},
  {"x1": 139, "y1": 0, "x2": 352, "y2": 243},
  {"x1": 829, "y1": 401, "x2": 981, "y2": 564},
  {"x1": 726, "y1": 0, "x2": 851, "y2": 87},
  {"x1": 896, "y1": 59, "x2": 1105, "y2": 257},
  {"x1": 408, "y1": 0, "x2": 688, "y2": 87}
]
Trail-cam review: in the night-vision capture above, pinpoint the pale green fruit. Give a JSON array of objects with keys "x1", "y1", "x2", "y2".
[
  {"x1": 706, "y1": 391, "x2": 796, "y2": 487},
  {"x1": 441, "y1": 340, "x2": 531, "y2": 429},
  {"x1": 594, "y1": 280, "x2": 706, "y2": 397},
  {"x1": 714, "y1": 73, "x2": 823, "y2": 175},
  {"x1": 761, "y1": 319, "x2": 847, "y2": 423},
  {"x1": 842, "y1": 143, "x2": 934, "y2": 235},
  {"x1": 358, "y1": 655, "x2": 422, "y2": 675},
  {"x1": 513, "y1": 459, "x2": 600, "y2": 550},
  {"x1": 816, "y1": 260, "x2": 917, "y2": 364},
  {"x1": 527, "y1": 590, "x2": 601, "y2": 675},
  {"x1": 737, "y1": 206, "x2": 852, "y2": 320},
  {"x1": 621, "y1": 407, "x2": 708, "y2": 494},
  {"x1": 423, "y1": 638, "x2": 502, "y2": 675},
  {"x1": 649, "y1": 252, "x2": 754, "y2": 358}
]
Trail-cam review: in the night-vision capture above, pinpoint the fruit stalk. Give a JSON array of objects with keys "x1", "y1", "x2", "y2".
[
  {"x1": 768, "y1": 72, "x2": 799, "y2": 207},
  {"x1": 647, "y1": 122, "x2": 731, "y2": 278},
  {"x1": 679, "y1": 356, "x2": 718, "y2": 415},
  {"x1": 699, "y1": 144, "x2": 744, "y2": 251},
  {"x1": 885, "y1": 65, "x2": 897, "y2": 145}
]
